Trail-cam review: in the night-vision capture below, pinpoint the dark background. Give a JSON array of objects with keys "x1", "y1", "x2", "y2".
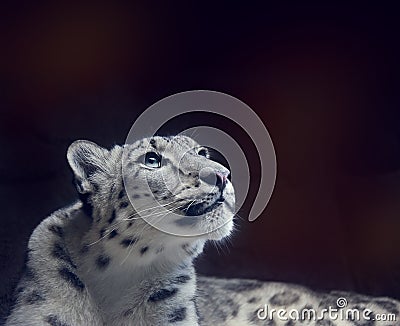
[{"x1": 2, "y1": 2, "x2": 400, "y2": 323}]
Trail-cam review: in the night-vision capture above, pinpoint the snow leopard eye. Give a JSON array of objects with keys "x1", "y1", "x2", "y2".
[
  {"x1": 145, "y1": 152, "x2": 161, "y2": 168},
  {"x1": 198, "y1": 148, "x2": 209, "y2": 158}
]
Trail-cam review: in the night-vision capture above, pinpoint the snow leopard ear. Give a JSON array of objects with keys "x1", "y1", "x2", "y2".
[{"x1": 67, "y1": 140, "x2": 109, "y2": 194}]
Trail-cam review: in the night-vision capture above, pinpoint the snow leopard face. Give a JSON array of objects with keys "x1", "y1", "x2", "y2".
[
  {"x1": 122, "y1": 135, "x2": 235, "y2": 239},
  {"x1": 67, "y1": 136, "x2": 235, "y2": 247}
]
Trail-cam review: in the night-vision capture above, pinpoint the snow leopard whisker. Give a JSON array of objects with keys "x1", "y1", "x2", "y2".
[
  {"x1": 123, "y1": 200, "x2": 182, "y2": 218},
  {"x1": 88, "y1": 201, "x2": 186, "y2": 247},
  {"x1": 120, "y1": 202, "x2": 190, "y2": 265},
  {"x1": 116, "y1": 201, "x2": 188, "y2": 249},
  {"x1": 108, "y1": 200, "x2": 184, "y2": 233},
  {"x1": 210, "y1": 237, "x2": 231, "y2": 256},
  {"x1": 143, "y1": 202, "x2": 188, "y2": 226},
  {"x1": 126, "y1": 201, "x2": 188, "y2": 237},
  {"x1": 189, "y1": 127, "x2": 199, "y2": 140},
  {"x1": 118, "y1": 200, "x2": 186, "y2": 228}
]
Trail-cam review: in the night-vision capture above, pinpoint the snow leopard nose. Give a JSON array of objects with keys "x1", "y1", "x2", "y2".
[
  {"x1": 215, "y1": 172, "x2": 228, "y2": 191},
  {"x1": 199, "y1": 168, "x2": 228, "y2": 191}
]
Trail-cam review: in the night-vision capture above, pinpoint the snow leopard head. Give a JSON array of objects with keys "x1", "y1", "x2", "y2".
[{"x1": 67, "y1": 136, "x2": 235, "y2": 247}]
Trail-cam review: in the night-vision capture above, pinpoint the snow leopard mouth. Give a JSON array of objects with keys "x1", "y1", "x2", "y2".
[{"x1": 183, "y1": 195, "x2": 225, "y2": 216}]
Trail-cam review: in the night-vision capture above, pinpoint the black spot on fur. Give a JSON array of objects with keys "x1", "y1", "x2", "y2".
[
  {"x1": 123, "y1": 308, "x2": 134, "y2": 317},
  {"x1": 144, "y1": 193, "x2": 150, "y2": 197},
  {"x1": 172, "y1": 275, "x2": 191, "y2": 284},
  {"x1": 96, "y1": 255, "x2": 110, "y2": 269},
  {"x1": 284, "y1": 321, "x2": 296, "y2": 326},
  {"x1": 108, "y1": 210, "x2": 116, "y2": 224},
  {"x1": 59, "y1": 267, "x2": 85, "y2": 291},
  {"x1": 119, "y1": 201, "x2": 129, "y2": 208},
  {"x1": 45, "y1": 315, "x2": 70, "y2": 326},
  {"x1": 162, "y1": 196, "x2": 168, "y2": 200},
  {"x1": 182, "y1": 243, "x2": 190, "y2": 253},
  {"x1": 48, "y1": 225, "x2": 64, "y2": 237},
  {"x1": 121, "y1": 237, "x2": 137, "y2": 247},
  {"x1": 127, "y1": 221, "x2": 133, "y2": 228},
  {"x1": 168, "y1": 307, "x2": 186, "y2": 323},
  {"x1": 153, "y1": 190, "x2": 159, "y2": 194},
  {"x1": 92, "y1": 182, "x2": 100, "y2": 192},
  {"x1": 140, "y1": 246, "x2": 149, "y2": 255},
  {"x1": 232, "y1": 305, "x2": 239, "y2": 317},
  {"x1": 118, "y1": 190, "x2": 125, "y2": 199},
  {"x1": 269, "y1": 292, "x2": 300, "y2": 306},
  {"x1": 109, "y1": 183, "x2": 117, "y2": 199},
  {"x1": 182, "y1": 243, "x2": 198, "y2": 256},
  {"x1": 25, "y1": 290, "x2": 45, "y2": 304},
  {"x1": 248, "y1": 297, "x2": 260, "y2": 303},
  {"x1": 148, "y1": 288, "x2": 178, "y2": 302},
  {"x1": 78, "y1": 192, "x2": 93, "y2": 219},
  {"x1": 132, "y1": 194, "x2": 140, "y2": 199},
  {"x1": 52, "y1": 243, "x2": 76, "y2": 268},
  {"x1": 108, "y1": 230, "x2": 118, "y2": 238}
]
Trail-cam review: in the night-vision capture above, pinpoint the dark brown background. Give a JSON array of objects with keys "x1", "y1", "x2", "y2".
[{"x1": 2, "y1": 2, "x2": 400, "y2": 323}]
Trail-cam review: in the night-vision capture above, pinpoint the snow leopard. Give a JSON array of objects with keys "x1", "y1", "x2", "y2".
[{"x1": 5, "y1": 136, "x2": 400, "y2": 326}]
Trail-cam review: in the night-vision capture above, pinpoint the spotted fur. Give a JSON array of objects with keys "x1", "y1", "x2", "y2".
[
  {"x1": 6, "y1": 136, "x2": 233, "y2": 325},
  {"x1": 6, "y1": 136, "x2": 400, "y2": 325}
]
